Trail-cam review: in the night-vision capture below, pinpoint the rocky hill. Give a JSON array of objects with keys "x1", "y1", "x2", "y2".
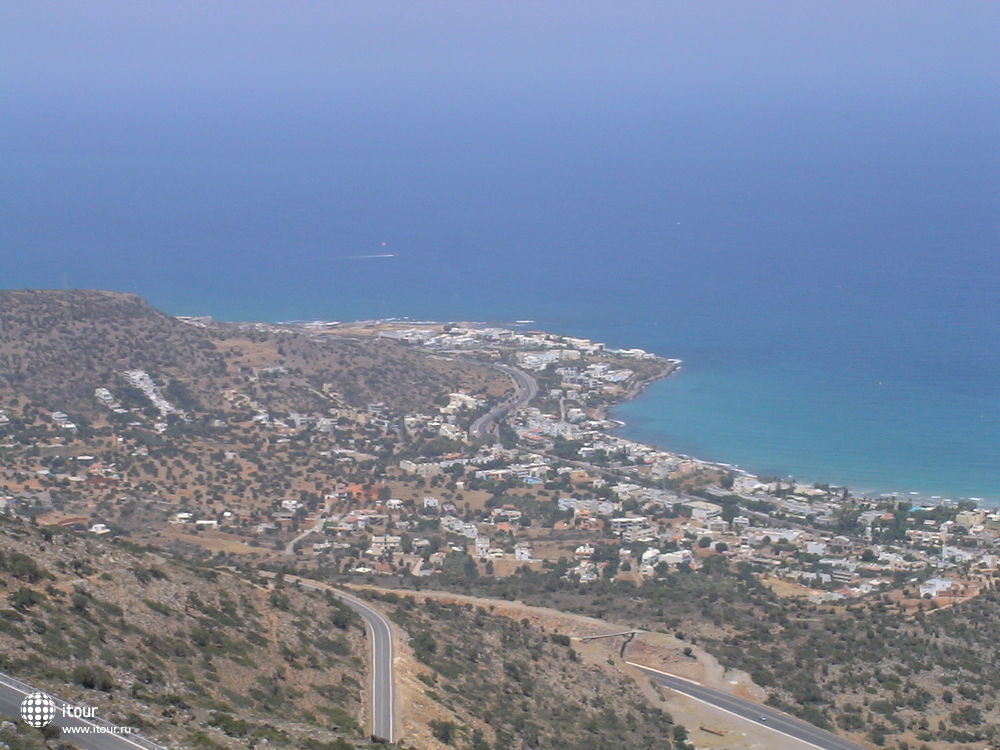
[
  {"x1": 0, "y1": 290, "x2": 228, "y2": 414},
  {"x1": 0, "y1": 515, "x2": 376, "y2": 749},
  {"x1": 0, "y1": 289, "x2": 497, "y2": 420}
]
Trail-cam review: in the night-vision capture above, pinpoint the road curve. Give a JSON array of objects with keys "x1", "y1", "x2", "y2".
[
  {"x1": 293, "y1": 579, "x2": 395, "y2": 743},
  {"x1": 470, "y1": 363, "x2": 539, "y2": 440},
  {"x1": 628, "y1": 662, "x2": 864, "y2": 750},
  {"x1": 0, "y1": 671, "x2": 165, "y2": 750}
]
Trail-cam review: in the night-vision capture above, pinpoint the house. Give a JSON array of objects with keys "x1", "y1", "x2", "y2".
[
  {"x1": 399, "y1": 460, "x2": 443, "y2": 478},
  {"x1": 747, "y1": 528, "x2": 800, "y2": 546},
  {"x1": 611, "y1": 483, "x2": 643, "y2": 500},
  {"x1": 828, "y1": 535, "x2": 853, "y2": 553},
  {"x1": 955, "y1": 509, "x2": 985, "y2": 528},
  {"x1": 658, "y1": 550, "x2": 692, "y2": 566},
  {"x1": 687, "y1": 500, "x2": 723, "y2": 522},
  {"x1": 575, "y1": 560, "x2": 599, "y2": 583},
  {"x1": 412, "y1": 537, "x2": 432, "y2": 554},
  {"x1": 732, "y1": 475, "x2": 762, "y2": 494},
  {"x1": 942, "y1": 546, "x2": 977, "y2": 563},
  {"x1": 622, "y1": 525, "x2": 656, "y2": 544},
  {"x1": 610, "y1": 517, "x2": 647, "y2": 534},
  {"x1": 514, "y1": 543, "x2": 532, "y2": 561},
  {"x1": 368, "y1": 535, "x2": 402, "y2": 555},
  {"x1": 490, "y1": 507, "x2": 523, "y2": 523},
  {"x1": 920, "y1": 577, "x2": 958, "y2": 598},
  {"x1": 707, "y1": 518, "x2": 729, "y2": 534},
  {"x1": 474, "y1": 537, "x2": 490, "y2": 557},
  {"x1": 441, "y1": 516, "x2": 465, "y2": 534},
  {"x1": 428, "y1": 551, "x2": 447, "y2": 567},
  {"x1": 574, "y1": 544, "x2": 594, "y2": 560}
]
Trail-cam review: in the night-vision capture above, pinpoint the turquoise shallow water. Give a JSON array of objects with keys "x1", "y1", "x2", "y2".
[
  {"x1": 2, "y1": 2, "x2": 997, "y2": 503},
  {"x1": 612, "y1": 354, "x2": 999, "y2": 503}
]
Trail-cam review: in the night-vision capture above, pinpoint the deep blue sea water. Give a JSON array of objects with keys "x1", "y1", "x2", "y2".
[{"x1": 2, "y1": 4, "x2": 998, "y2": 503}]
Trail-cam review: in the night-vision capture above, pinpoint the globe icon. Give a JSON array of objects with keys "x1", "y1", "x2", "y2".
[{"x1": 20, "y1": 692, "x2": 56, "y2": 728}]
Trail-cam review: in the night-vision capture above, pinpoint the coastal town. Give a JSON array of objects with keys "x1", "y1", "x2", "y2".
[{"x1": 2, "y1": 319, "x2": 996, "y2": 615}]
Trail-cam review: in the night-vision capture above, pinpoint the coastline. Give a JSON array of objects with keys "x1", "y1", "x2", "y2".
[
  {"x1": 602, "y1": 357, "x2": 998, "y2": 508},
  {"x1": 595, "y1": 359, "x2": 776, "y2": 486},
  {"x1": 198, "y1": 314, "x2": 998, "y2": 508}
]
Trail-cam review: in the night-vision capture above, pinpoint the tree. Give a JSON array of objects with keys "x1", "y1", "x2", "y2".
[
  {"x1": 430, "y1": 720, "x2": 456, "y2": 744},
  {"x1": 72, "y1": 664, "x2": 114, "y2": 692},
  {"x1": 9, "y1": 587, "x2": 41, "y2": 611}
]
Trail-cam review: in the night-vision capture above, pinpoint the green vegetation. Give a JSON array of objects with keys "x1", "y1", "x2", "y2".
[
  {"x1": 376, "y1": 562, "x2": 1000, "y2": 746},
  {"x1": 374, "y1": 592, "x2": 679, "y2": 750},
  {"x1": 0, "y1": 518, "x2": 371, "y2": 748}
]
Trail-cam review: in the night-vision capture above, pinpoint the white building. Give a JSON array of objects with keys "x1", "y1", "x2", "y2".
[
  {"x1": 919, "y1": 577, "x2": 957, "y2": 598},
  {"x1": 687, "y1": 501, "x2": 723, "y2": 521}
]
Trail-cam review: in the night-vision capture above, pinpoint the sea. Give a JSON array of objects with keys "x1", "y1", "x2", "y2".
[{"x1": 2, "y1": 4, "x2": 998, "y2": 504}]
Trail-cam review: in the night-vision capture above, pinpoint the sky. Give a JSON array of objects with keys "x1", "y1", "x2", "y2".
[
  {"x1": 4, "y1": 2, "x2": 998, "y2": 284},
  {"x1": 4, "y1": 2, "x2": 998, "y2": 101},
  {"x1": 2, "y1": 2, "x2": 997, "y2": 318}
]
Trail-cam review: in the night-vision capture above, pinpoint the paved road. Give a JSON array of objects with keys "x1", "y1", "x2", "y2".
[
  {"x1": 469, "y1": 363, "x2": 538, "y2": 440},
  {"x1": 0, "y1": 671, "x2": 165, "y2": 750},
  {"x1": 628, "y1": 662, "x2": 864, "y2": 750},
  {"x1": 293, "y1": 579, "x2": 395, "y2": 743}
]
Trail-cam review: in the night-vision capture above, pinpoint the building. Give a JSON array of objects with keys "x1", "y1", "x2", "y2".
[
  {"x1": 920, "y1": 577, "x2": 957, "y2": 598},
  {"x1": 687, "y1": 501, "x2": 723, "y2": 522}
]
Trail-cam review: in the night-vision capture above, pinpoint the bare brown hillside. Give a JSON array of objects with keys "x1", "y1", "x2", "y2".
[
  {"x1": 0, "y1": 289, "x2": 498, "y2": 419},
  {"x1": 0, "y1": 515, "x2": 373, "y2": 748}
]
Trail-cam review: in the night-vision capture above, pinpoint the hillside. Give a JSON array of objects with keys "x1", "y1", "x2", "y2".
[
  {"x1": 377, "y1": 561, "x2": 1000, "y2": 749},
  {"x1": 0, "y1": 290, "x2": 229, "y2": 415},
  {"x1": 0, "y1": 515, "x2": 375, "y2": 749},
  {"x1": 0, "y1": 289, "x2": 499, "y2": 419},
  {"x1": 362, "y1": 590, "x2": 686, "y2": 750}
]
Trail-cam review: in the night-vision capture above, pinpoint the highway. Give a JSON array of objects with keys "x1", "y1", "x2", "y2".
[
  {"x1": 292, "y1": 579, "x2": 395, "y2": 743},
  {"x1": 628, "y1": 662, "x2": 865, "y2": 750},
  {"x1": 469, "y1": 363, "x2": 539, "y2": 440},
  {"x1": 0, "y1": 671, "x2": 165, "y2": 750}
]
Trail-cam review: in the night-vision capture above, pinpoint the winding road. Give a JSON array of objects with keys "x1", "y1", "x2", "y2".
[
  {"x1": 469, "y1": 363, "x2": 538, "y2": 440},
  {"x1": 628, "y1": 662, "x2": 865, "y2": 750},
  {"x1": 2, "y1": 579, "x2": 396, "y2": 748},
  {"x1": 292, "y1": 579, "x2": 396, "y2": 743}
]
